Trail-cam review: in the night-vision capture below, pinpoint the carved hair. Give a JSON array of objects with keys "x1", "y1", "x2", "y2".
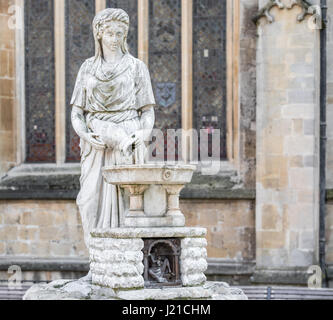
[{"x1": 92, "y1": 8, "x2": 130, "y2": 61}]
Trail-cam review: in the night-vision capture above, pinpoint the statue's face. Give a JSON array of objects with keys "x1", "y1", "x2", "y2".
[{"x1": 101, "y1": 21, "x2": 126, "y2": 53}]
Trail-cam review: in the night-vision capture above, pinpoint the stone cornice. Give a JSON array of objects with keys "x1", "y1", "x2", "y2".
[
  {"x1": 253, "y1": 0, "x2": 314, "y2": 24},
  {"x1": 0, "y1": 164, "x2": 255, "y2": 200}
]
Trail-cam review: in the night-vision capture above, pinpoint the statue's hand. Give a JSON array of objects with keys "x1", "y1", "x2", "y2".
[
  {"x1": 83, "y1": 132, "x2": 106, "y2": 150},
  {"x1": 119, "y1": 133, "x2": 145, "y2": 157},
  {"x1": 134, "y1": 129, "x2": 151, "y2": 145},
  {"x1": 119, "y1": 136, "x2": 135, "y2": 157}
]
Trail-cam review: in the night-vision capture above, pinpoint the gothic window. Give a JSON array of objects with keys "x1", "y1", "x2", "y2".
[
  {"x1": 25, "y1": 0, "x2": 56, "y2": 162},
  {"x1": 65, "y1": 0, "x2": 95, "y2": 162},
  {"x1": 149, "y1": 0, "x2": 182, "y2": 160},
  {"x1": 193, "y1": 0, "x2": 227, "y2": 160},
  {"x1": 22, "y1": 0, "x2": 231, "y2": 165}
]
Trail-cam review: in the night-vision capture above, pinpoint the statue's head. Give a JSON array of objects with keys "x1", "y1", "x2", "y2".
[{"x1": 93, "y1": 8, "x2": 130, "y2": 59}]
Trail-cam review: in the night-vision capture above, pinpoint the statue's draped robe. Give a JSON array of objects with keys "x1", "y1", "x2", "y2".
[{"x1": 70, "y1": 54, "x2": 155, "y2": 246}]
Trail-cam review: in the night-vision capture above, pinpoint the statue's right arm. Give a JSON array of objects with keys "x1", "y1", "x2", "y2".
[{"x1": 71, "y1": 105, "x2": 106, "y2": 150}]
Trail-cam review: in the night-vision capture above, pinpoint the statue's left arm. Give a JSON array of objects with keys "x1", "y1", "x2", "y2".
[
  {"x1": 122, "y1": 105, "x2": 154, "y2": 152},
  {"x1": 138, "y1": 105, "x2": 155, "y2": 142},
  {"x1": 134, "y1": 60, "x2": 156, "y2": 146}
]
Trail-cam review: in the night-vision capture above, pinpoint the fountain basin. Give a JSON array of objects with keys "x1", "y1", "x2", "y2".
[
  {"x1": 102, "y1": 164, "x2": 196, "y2": 185},
  {"x1": 101, "y1": 164, "x2": 196, "y2": 228}
]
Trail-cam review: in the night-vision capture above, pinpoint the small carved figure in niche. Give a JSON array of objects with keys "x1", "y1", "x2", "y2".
[
  {"x1": 143, "y1": 239, "x2": 181, "y2": 287},
  {"x1": 148, "y1": 248, "x2": 174, "y2": 283}
]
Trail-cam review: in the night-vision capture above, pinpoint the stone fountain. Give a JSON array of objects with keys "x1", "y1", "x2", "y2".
[
  {"x1": 24, "y1": 162, "x2": 246, "y2": 300},
  {"x1": 23, "y1": 8, "x2": 246, "y2": 300}
]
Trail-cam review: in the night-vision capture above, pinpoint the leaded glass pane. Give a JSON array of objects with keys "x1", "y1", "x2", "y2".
[
  {"x1": 149, "y1": 0, "x2": 181, "y2": 160},
  {"x1": 25, "y1": 0, "x2": 55, "y2": 163},
  {"x1": 193, "y1": 0, "x2": 227, "y2": 160},
  {"x1": 106, "y1": 0, "x2": 138, "y2": 57},
  {"x1": 65, "y1": 0, "x2": 95, "y2": 162}
]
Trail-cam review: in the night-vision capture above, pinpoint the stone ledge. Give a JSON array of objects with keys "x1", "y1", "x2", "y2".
[
  {"x1": 206, "y1": 259, "x2": 256, "y2": 276},
  {"x1": 0, "y1": 164, "x2": 255, "y2": 200},
  {"x1": 0, "y1": 257, "x2": 89, "y2": 272},
  {"x1": 1, "y1": 258, "x2": 330, "y2": 286},
  {"x1": 91, "y1": 227, "x2": 207, "y2": 238},
  {"x1": 0, "y1": 257, "x2": 256, "y2": 276},
  {"x1": 251, "y1": 267, "x2": 310, "y2": 285},
  {"x1": 181, "y1": 187, "x2": 255, "y2": 200},
  {"x1": 0, "y1": 164, "x2": 80, "y2": 200}
]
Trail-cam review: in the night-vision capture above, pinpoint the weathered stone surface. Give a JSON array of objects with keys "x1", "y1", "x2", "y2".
[
  {"x1": 91, "y1": 227, "x2": 207, "y2": 239},
  {"x1": 90, "y1": 228, "x2": 208, "y2": 289},
  {"x1": 180, "y1": 237, "x2": 208, "y2": 286},
  {"x1": 123, "y1": 216, "x2": 186, "y2": 228},
  {"x1": 0, "y1": 199, "x2": 255, "y2": 264},
  {"x1": 144, "y1": 184, "x2": 166, "y2": 216},
  {"x1": 181, "y1": 199, "x2": 256, "y2": 260},
  {"x1": 90, "y1": 237, "x2": 144, "y2": 289},
  {"x1": 0, "y1": 200, "x2": 87, "y2": 258},
  {"x1": 256, "y1": 0, "x2": 320, "y2": 272},
  {"x1": 103, "y1": 164, "x2": 195, "y2": 228},
  {"x1": 102, "y1": 164, "x2": 196, "y2": 185},
  {"x1": 23, "y1": 279, "x2": 248, "y2": 300}
]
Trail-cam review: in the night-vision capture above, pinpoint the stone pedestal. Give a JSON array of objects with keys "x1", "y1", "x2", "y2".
[{"x1": 89, "y1": 227, "x2": 208, "y2": 290}]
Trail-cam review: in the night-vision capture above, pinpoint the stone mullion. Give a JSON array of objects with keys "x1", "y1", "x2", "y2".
[
  {"x1": 228, "y1": 0, "x2": 240, "y2": 165},
  {"x1": 138, "y1": 0, "x2": 149, "y2": 65},
  {"x1": 95, "y1": 0, "x2": 106, "y2": 13},
  {"x1": 55, "y1": 0, "x2": 66, "y2": 164},
  {"x1": 181, "y1": 0, "x2": 193, "y2": 162},
  {"x1": 15, "y1": 0, "x2": 25, "y2": 165}
]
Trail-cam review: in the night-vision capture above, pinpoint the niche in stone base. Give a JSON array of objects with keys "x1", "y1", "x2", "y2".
[{"x1": 142, "y1": 238, "x2": 181, "y2": 288}]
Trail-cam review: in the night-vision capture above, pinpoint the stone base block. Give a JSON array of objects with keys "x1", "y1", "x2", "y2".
[
  {"x1": 90, "y1": 227, "x2": 208, "y2": 289},
  {"x1": 123, "y1": 215, "x2": 185, "y2": 228},
  {"x1": 23, "y1": 279, "x2": 248, "y2": 300}
]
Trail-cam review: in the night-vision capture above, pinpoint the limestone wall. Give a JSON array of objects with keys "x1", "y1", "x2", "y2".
[
  {"x1": 255, "y1": 3, "x2": 320, "y2": 271},
  {"x1": 326, "y1": 202, "x2": 333, "y2": 263},
  {"x1": 0, "y1": 0, "x2": 16, "y2": 176},
  {"x1": 0, "y1": 199, "x2": 255, "y2": 262},
  {"x1": 0, "y1": 200, "x2": 88, "y2": 258},
  {"x1": 181, "y1": 199, "x2": 255, "y2": 261}
]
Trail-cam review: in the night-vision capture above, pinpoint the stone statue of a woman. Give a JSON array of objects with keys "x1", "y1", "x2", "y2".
[{"x1": 70, "y1": 8, "x2": 155, "y2": 250}]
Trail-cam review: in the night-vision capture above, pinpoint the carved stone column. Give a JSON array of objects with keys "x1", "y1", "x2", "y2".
[
  {"x1": 121, "y1": 185, "x2": 149, "y2": 216},
  {"x1": 163, "y1": 185, "x2": 184, "y2": 217}
]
